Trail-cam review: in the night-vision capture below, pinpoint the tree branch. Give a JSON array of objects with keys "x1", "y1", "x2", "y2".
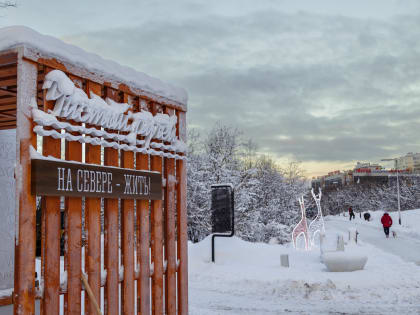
[{"x1": 0, "y1": 1, "x2": 16, "y2": 8}]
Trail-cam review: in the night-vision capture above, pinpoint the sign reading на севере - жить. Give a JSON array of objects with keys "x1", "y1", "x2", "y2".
[{"x1": 31, "y1": 159, "x2": 162, "y2": 200}]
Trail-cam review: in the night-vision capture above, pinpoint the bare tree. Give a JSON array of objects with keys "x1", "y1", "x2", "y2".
[
  {"x1": 0, "y1": 1, "x2": 16, "y2": 8},
  {"x1": 281, "y1": 160, "x2": 306, "y2": 185}
]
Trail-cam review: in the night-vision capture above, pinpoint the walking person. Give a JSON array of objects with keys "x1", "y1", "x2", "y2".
[
  {"x1": 348, "y1": 206, "x2": 355, "y2": 221},
  {"x1": 381, "y1": 212, "x2": 393, "y2": 238}
]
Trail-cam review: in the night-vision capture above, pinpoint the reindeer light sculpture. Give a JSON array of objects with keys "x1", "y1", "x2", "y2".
[
  {"x1": 292, "y1": 196, "x2": 310, "y2": 250},
  {"x1": 308, "y1": 188, "x2": 326, "y2": 248}
]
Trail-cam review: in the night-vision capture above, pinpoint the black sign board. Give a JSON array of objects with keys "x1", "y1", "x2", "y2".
[
  {"x1": 211, "y1": 184, "x2": 234, "y2": 233},
  {"x1": 31, "y1": 159, "x2": 162, "y2": 200}
]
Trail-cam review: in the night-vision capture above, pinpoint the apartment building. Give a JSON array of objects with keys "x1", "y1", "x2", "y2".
[
  {"x1": 396, "y1": 152, "x2": 420, "y2": 173},
  {"x1": 312, "y1": 162, "x2": 398, "y2": 191}
]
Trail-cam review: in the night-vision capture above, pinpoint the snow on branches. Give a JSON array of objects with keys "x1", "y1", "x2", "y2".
[{"x1": 187, "y1": 123, "x2": 308, "y2": 244}]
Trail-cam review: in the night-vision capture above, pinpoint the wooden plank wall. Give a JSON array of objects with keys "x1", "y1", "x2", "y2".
[{"x1": 14, "y1": 59, "x2": 188, "y2": 315}]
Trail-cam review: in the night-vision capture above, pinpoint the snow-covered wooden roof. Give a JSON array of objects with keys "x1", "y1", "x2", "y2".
[{"x1": 0, "y1": 26, "x2": 187, "y2": 110}]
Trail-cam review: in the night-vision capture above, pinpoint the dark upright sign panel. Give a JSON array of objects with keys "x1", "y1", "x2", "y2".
[
  {"x1": 31, "y1": 159, "x2": 162, "y2": 200},
  {"x1": 211, "y1": 184, "x2": 234, "y2": 233}
]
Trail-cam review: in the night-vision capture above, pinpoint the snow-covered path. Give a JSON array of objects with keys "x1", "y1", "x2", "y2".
[
  {"x1": 189, "y1": 210, "x2": 420, "y2": 314},
  {"x1": 326, "y1": 214, "x2": 420, "y2": 265}
]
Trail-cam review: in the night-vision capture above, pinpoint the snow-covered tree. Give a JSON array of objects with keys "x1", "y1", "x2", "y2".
[
  {"x1": 186, "y1": 123, "x2": 308, "y2": 244},
  {"x1": 321, "y1": 176, "x2": 420, "y2": 216}
]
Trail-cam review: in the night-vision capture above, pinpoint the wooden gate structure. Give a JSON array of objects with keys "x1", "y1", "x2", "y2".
[{"x1": 0, "y1": 26, "x2": 188, "y2": 315}]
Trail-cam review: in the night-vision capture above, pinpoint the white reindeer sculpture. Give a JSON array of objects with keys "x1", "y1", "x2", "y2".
[
  {"x1": 292, "y1": 196, "x2": 310, "y2": 250},
  {"x1": 308, "y1": 188, "x2": 326, "y2": 248}
]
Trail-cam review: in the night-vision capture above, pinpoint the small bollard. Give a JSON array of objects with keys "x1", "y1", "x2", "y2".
[
  {"x1": 319, "y1": 232, "x2": 326, "y2": 257},
  {"x1": 280, "y1": 254, "x2": 289, "y2": 267},
  {"x1": 336, "y1": 234, "x2": 345, "y2": 251},
  {"x1": 348, "y1": 228, "x2": 358, "y2": 244}
]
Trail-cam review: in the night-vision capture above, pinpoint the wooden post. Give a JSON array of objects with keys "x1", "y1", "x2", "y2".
[
  {"x1": 121, "y1": 93, "x2": 135, "y2": 315},
  {"x1": 151, "y1": 153, "x2": 163, "y2": 315},
  {"x1": 85, "y1": 81, "x2": 102, "y2": 315},
  {"x1": 176, "y1": 111, "x2": 188, "y2": 315},
  {"x1": 41, "y1": 66, "x2": 61, "y2": 315},
  {"x1": 136, "y1": 150, "x2": 151, "y2": 315},
  {"x1": 164, "y1": 107, "x2": 176, "y2": 315},
  {"x1": 14, "y1": 55, "x2": 37, "y2": 315},
  {"x1": 65, "y1": 74, "x2": 83, "y2": 315},
  {"x1": 150, "y1": 104, "x2": 164, "y2": 314},
  {"x1": 103, "y1": 87, "x2": 120, "y2": 315}
]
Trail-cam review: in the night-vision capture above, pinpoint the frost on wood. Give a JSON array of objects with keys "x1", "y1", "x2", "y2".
[
  {"x1": 0, "y1": 129, "x2": 16, "y2": 290},
  {"x1": 43, "y1": 70, "x2": 180, "y2": 145},
  {"x1": 0, "y1": 25, "x2": 187, "y2": 106},
  {"x1": 32, "y1": 70, "x2": 187, "y2": 160}
]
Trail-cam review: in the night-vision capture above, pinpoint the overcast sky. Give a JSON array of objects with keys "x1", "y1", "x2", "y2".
[{"x1": 4, "y1": 0, "x2": 420, "y2": 177}]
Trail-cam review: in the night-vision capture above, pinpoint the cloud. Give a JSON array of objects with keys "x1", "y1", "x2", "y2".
[{"x1": 63, "y1": 9, "x2": 420, "y2": 167}]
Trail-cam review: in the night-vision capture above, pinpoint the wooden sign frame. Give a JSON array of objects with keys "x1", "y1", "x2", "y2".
[{"x1": 31, "y1": 159, "x2": 163, "y2": 200}]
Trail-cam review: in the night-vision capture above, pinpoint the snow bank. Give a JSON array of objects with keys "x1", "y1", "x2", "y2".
[
  {"x1": 0, "y1": 26, "x2": 187, "y2": 106},
  {"x1": 189, "y1": 223, "x2": 420, "y2": 314}
]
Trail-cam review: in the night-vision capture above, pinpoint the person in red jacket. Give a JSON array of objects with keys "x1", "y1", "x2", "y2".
[
  {"x1": 381, "y1": 212, "x2": 393, "y2": 238},
  {"x1": 348, "y1": 206, "x2": 355, "y2": 221}
]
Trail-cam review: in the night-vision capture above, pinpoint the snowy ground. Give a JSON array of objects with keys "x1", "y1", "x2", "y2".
[{"x1": 189, "y1": 209, "x2": 420, "y2": 314}]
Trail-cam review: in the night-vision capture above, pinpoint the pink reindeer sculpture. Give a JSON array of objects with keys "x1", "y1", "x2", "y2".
[{"x1": 292, "y1": 196, "x2": 310, "y2": 250}]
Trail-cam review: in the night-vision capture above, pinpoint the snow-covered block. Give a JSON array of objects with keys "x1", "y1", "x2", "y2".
[{"x1": 322, "y1": 252, "x2": 368, "y2": 272}]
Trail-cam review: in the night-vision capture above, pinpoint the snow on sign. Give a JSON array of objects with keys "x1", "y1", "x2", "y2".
[
  {"x1": 34, "y1": 69, "x2": 187, "y2": 160},
  {"x1": 31, "y1": 159, "x2": 162, "y2": 200}
]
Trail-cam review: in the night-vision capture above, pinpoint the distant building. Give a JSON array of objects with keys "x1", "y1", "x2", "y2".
[
  {"x1": 324, "y1": 170, "x2": 346, "y2": 189},
  {"x1": 354, "y1": 162, "x2": 383, "y2": 172},
  {"x1": 396, "y1": 152, "x2": 420, "y2": 173},
  {"x1": 311, "y1": 160, "x2": 414, "y2": 191}
]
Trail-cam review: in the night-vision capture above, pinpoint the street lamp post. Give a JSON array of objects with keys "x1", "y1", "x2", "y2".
[{"x1": 381, "y1": 158, "x2": 402, "y2": 225}]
